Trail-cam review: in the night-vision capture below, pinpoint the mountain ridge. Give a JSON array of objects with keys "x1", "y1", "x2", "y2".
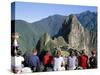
[{"x1": 11, "y1": 11, "x2": 97, "y2": 54}]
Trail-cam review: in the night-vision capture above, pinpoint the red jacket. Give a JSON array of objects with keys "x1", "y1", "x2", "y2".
[
  {"x1": 79, "y1": 55, "x2": 88, "y2": 69},
  {"x1": 43, "y1": 54, "x2": 53, "y2": 65}
]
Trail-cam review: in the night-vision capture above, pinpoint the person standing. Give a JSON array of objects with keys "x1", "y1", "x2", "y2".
[{"x1": 89, "y1": 50, "x2": 97, "y2": 68}]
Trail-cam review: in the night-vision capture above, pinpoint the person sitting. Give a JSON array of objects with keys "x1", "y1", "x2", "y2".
[
  {"x1": 28, "y1": 49, "x2": 40, "y2": 72},
  {"x1": 79, "y1": 50, "x2": 88, "y2": 69},
  {"x1": 42, "y1": 50, "x2": 53, "y2": 71},
  {"x1": 23, "y1": 52, "x2": 32, "y2": 67},
  {"x1": 89, "y1": 49, "x2": 97, "y2": 68},
  {"x1": 67, "y1": 51, "x2": 78, "y2": 70},
  {"x1": 53, "y1": 49, "x2": 65, "y2": 71},
  {"x1": 11, "y1": 50, "x2": 24, "y2": 74}
]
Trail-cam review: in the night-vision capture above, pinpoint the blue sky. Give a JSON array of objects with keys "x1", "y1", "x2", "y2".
[{"x1": 11, "y1": 2, "x2": 97, "y2": 22}]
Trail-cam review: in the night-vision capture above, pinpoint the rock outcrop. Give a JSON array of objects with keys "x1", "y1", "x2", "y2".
[{"x1": 57, "y1": 14, "x2": 96, "y2": 54}]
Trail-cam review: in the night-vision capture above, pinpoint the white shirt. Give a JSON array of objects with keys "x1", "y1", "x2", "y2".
[
  {"x1": 53, "y1": 57, "x2": 64, "y2": 71},
  {"x1": 11, "y1": 56, "x2": 24, "y2": 67},
  {"x1": 67, "y1": 56, "x2": 77, "y2": 70},
  {"x1": 11, "y1": 56, "x2": 24, "y2": 73}
]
